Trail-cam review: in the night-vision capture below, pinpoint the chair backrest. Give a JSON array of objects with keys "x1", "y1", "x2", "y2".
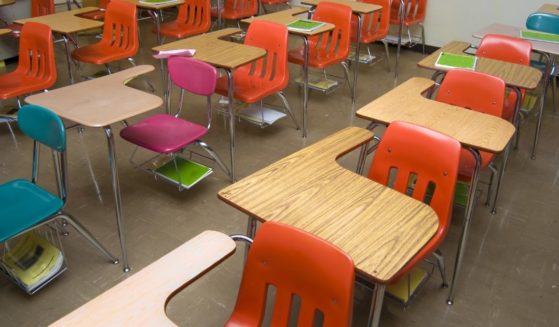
[
  {"x1": 31, "y1": 0, "x2": 54, "y2": 17},
  {"x1": 526, "y1": 12, "x2": 559, "y2": 34},
  {"x1": 241, "y1": 20, "x2": 289, "y2": 90},
  {"x1": 477, "y1": 34, "x2": 532, "y2": 66},
  {"x1": 367, "y1": 121, "x2": 460, "y2": 240},
  {"x1": 358, "y1": 0, "x2": 390, "y2": 38},
  {"x1": 223, "y1": 0, "x2": 258, "y2": 17},
  {"x1": 15, "y1": 22, "x2": 57, "y2": 88},
  {"x1": 391, "y1": 0, "x2": 427, "y2": 23},
  {"x1": 226, "y1": 222, "x2": 354, "y2": 327},
  {"x1": 436, "y1": 69, "x2": 506, "y2": 118},
  {"x1": 168, "y1": 56, "x2": 217, "y2": 96},
  {"x1": 99, "y1": 0, "x2": 110, "y2": 9},
  {"x1": 312, "y1": 2, "x2": 353, "y2": 60},
  {"x1": 100, "y1": 1, "x2": 138, "y2": 55},
  {"x1": 177, "y1": 0, "x2": 211, "y2": 32},
  {"x1": 18, "y1": 104, "x2": 68, "y2": 199}
]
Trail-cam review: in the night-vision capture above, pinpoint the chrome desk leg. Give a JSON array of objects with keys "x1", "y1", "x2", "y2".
[
  {"x1": 352, "y1": 14, "x2": 363, "y2": 113},
  {"x1": 367, "y1": 284, "x2": 386, "y2": 327},
  {"x1": 226, "y1": 70, "x2": 236, "y2": 181},
  {"x1": 394, "y1": 0, "x2": 405, "y2": 81},
  {"x1": 147, "y1": 9, "x2": 162, "y2": 45},
  {"x1": 245, "y1": 216, "x2": 257, "y2": 258},
  {"x1": 447, "y1": 148, "x2": 481, "y2": 304},
  {"x1": 62, "y1": 35, "x2": 74, "y2": 84},
  {"x1": 532, "y1": 52, "x2": 553, "y2": 160},
  {"x1": 512, "y1": 87, "x2": 523, "y2": 150},
  {"x1": 302, "y1": 37, "x2": 310, "y2": 138},
  {"x1": 104, "y1": 126, "x2": 130, "y2": 272},
  {"x1": 491, "y1": 139, "x2": 512, "y2": 215}
]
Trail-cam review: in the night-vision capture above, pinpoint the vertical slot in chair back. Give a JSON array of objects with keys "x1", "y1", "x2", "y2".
[
  {"x1": 312, "y1": 2, "x2": 352, "y2": 61},
  {"x1": 101, "y1": 1, "x2": 138, "y2": 54},
  {"x1": 226, "y1": 222, "x2": 354, "y2": 326},
  {"x1": 16, "y1": 22, "x2": 57, "y2": 88},
  {"x1": 31, "y1": 0, "x2": 55, "y2": 17}
]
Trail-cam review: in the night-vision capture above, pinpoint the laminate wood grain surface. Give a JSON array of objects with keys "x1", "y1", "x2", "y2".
[
  {"x1": 538, "y1": 3, "x2": 559, "y2": 15},
  {"x1": 473, "y1": 23, "x2": 559, "y2": 56},
  {"x1": 356, "y1": 77, "x2": 516, "y2": 153},
  {"x1": 241, "y1": 7, "x2": 335, "y2": 36},
  {"x1": 153, "y1": 28, "x2": 266, "y2": 69},
  {"x1": 218, "y1": 127, "x2": 438, "y2": 282},
  {"x1": 0, "y1": 28, "x2": 10, "y2": 36},
  {"x1": 417, "y1": 41, "x2": 542, "y2": 90},
  {"x1": 26, "y1": 65, "x2": 162, "y2": 127},
  {"x1": 302, "y1": 0, "x2": 382, "y2": 14},
  {"x1": 49, "y1": 231, "x2": 236, "y2": 327},
  {"x1": 0, "y1": 0, "x2": 14, "y2": 6},
  {"x1": 15, "y1": 7, "x2": 103, "y2": 34},
  {"x1": 122, "y1": 0, "x2": 185, "y2": 10}
]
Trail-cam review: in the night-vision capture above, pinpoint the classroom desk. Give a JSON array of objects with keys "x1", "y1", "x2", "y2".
[
  {"x1": 121, "y1": 0, "x2": 185, "y2": 45},
  {"x1": 473, "y1": 23, "x2": 559, "y2": 160},
  {"x1": 153, "y1": 28, "x2": 266, "y2": 181},
  {"x1": 242, "y1": 7, "x2": 335, "y2": 137},
  {"x1": 356, "y1": 77, "x2": 516, "y2": 305},
  {"x1": 26, "y1": 65, "x2": 163, "y2": 272},
  {"x1": 218, "y1": 126, "x2": 439, "y2": 327},
  {"x1": 0, "y1": 28, "x2": 9, "y2": 36},
  {"x1": 15, "y1": 7, "x2": 104, "y2": 84},
  {"x1": 49, "y1": 231, "x2": 236, "y2": 327},
  {"x1": 537, "y1": 3, "x2": 559, "y2": 16},
  {"x1": 301, "y1": 0, "x2": 382, "y2": 112}
]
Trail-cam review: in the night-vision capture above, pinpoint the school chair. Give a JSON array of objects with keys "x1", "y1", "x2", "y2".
[
  {"x1": 260, "y1": 0, "x2": 290, "y2": 14},
  {"x1": 0, "y1": 22, "x2": 57, "y2": 144},
  {"x1": 226, "y1": 221, "x2": 355, "y2": 326},
  {"x1": 157, "y1": 0, "x2": 211, "y2": 39},
  {"x1": 367, "y1": 121, "x2": 460, "y2": 303},
  {"x1": 436, "y1": 69, "x2": 507, "y2": 214},
  {"x1": 526, "y1": 12, "x2": 559, "y2": 112},
  {"x1": 72, "y1": 0, "x2": 151, "y2": 90},
  {"x1": 3, "y1": 0, "x2": 55, "y2": 36},
  {"x1": 76, "y1": 0, "x2": 110, "y2": 21},
  {"x1": 211, "y1": 0, "x2": 258, "y2": 28},
  {"x1": 0, "y1": 105, "x2": 118, "y2": 275},
  {"x1": 390, "y1": 0, "x2": 427, "y2": 53},
  {"x1": 287, "y1": 2, "x2": 353, "y2": 100},
  {"x1": 351, "y1": 0, "x2": 391, "y2": 70},
  {"x1": 120, "y1": 57, "x2": 231, "y2": 189},
  {"x1": 477, "y1": 34, "x2": 531, "y2": 147},
  {"x1": 215, "y1": 20, "x2": 300, "y2": 130}
]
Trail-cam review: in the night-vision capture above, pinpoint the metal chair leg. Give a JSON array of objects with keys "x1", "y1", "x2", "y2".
[
  {"x1": 276, "y1": 91, "x2": 300, "y2": 130},
  {"x1": 382, "y1": 40, "x2": 391, "y2": 72},
  {"x1": 77, "y1": 127, "x2": 103, "y2": 201},
  {"x1": 485, "y1": 163, "x2": 497, "y2": 206},
  {"x1": 420, "y1": 23, "x2": 426, "y2": 55},
  {"x1": 59, "y1": 213, "x2": 119, "y2": 264},
  {"x1": 340, "y1": 61, "x2": 353, "y2": 99},
  {"x1": 128, "y1": 58, "x2": 155, "y2": 92},
  {"x1": 197, "y1": 140, "x2": 232, "y2": 181},
  {"x1": 433, "y1": 249, "x2": 448, "y2": 288},
  {"x1": 552, "y1": 73, "x2": 557, "y2": 113}
]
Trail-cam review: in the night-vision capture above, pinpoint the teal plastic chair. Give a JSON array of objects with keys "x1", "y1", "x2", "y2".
[
  {"x1": 526, "y1": 12, "x2": 559, "y2": 112},
  {"x1": 0, "y1": 105, "x2": 118, "y2": 263}
]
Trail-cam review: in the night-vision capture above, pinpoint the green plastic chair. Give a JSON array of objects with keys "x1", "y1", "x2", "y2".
[{"x1": 0, "y1": 105, "x2": 118, "y2": 264}]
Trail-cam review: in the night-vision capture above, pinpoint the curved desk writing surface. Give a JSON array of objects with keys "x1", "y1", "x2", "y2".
[
  {"x1": 153, "y1": 28, "x2": 266, "y2": 70},
  {"x1": 0, "y1": 28, "x2": 10, "y2": 36},
  {"x1": 418, "y1": 41, "x2": 542, "y2": 90},
  {"x1": 14, "y1": 7, "x2": 103, "y2": 34},
  {"x1": 538, "y1": 3, "x2": 559, "y2": 16},
  {"x1": 356, "y1": 77, "x2": 516, "y2": 153},
  {"x1": 26, "y1": 65, "x2": 162, "y2": 128},
  {"x1": 218, "y1": 127, "x2": 438, "y2": 283},
  {"x1": 50, "y1": 231, "x2": 236, "y2": 327},
  {"x1": 242, "y1": 7, "x2": 335, "y2": 36}
]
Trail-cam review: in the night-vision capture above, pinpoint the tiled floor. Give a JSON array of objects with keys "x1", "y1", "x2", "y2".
[{"x1": 1, "y1": 15, "x2": 559, "y2": 327}]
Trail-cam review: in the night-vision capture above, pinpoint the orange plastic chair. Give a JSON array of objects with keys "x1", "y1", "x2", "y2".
[
  {"x1": 211, "y1": 0, "x2": 258, "y2": 25},
  {"x1": 77, "y1": 0, "x2": 110, "y2": 21},
  {"x1": 288, "y1": 2, "x2": 353, "y2": 96},
  {"x1": 260, "y1": 0, "x2": 290, "y2": 14},
  {"x1": 72, "y1": 1, "x2": 139, "y2": 67},
  {"x1": 226, "y1": 222, "x2": 355, "y2": 326},
  {"x1": 351, "y1": 0, "x2": 391, "y2": 70},
  {"x1": 157, "y1": 0, "x2": 211, "y2": 39},
  {"x1": 477, "y1": 34, "x2": 532, "y2": 123},
  {"x1": 367, "y1": 121, "x2": 460, "y2": 288},
  {"x1": 436, "y1": 69, "x2": 506, "y2": 211},
  {"x1": 5, "y1": 0, "x2": 55, "y2": 36},
  {"x1": 389, "y1": 0, "x2": 427, "y2": 53},
  {"x1": 215, "y1": 20, "x2": 299, "y2": 129},
  {"x1": 0, "y1": 22, "x2": 56, "y2": 108}
]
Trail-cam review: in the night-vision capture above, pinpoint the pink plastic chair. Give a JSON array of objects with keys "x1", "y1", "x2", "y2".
[{"x1": 120, "y1": 57, "x2": 231, "y2": 189}]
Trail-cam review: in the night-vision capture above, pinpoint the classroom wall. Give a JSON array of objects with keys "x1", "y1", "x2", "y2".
[{"x1": 423, "y1": 0, "x2": 551, "y2": 47}]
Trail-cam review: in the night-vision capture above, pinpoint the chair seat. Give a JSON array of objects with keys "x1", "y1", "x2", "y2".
[
  {"x1": 0, "y1": 71, "x2": 55, "y2": 100},
  {"x1": 158, "y1": 21, "x2": 208, "y2": 39},
  {"x1": 120, "y1": 114, "x2": 208, "y2": 154},
  {"x1": 214, "y1": 73, "x2": 285, "y2": 103},
  {"x1": 458, "y1": 148, "x2": 494, "y2": 179},
  {"x1": 350, "y1": 19, "x2": 387, "y2": 44},
  {"x1": 0, "y1": 179, "x2": 63, "y2": 243},
  {"x1": 210, "y1": 8, "x2": 255, "y2": 20},
  {"x1": 288, "y1": 46, "x2": 347, "y2": 69},
  {"x1": 72, "y1": 43, "x2": 135, "y2": 65}
]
